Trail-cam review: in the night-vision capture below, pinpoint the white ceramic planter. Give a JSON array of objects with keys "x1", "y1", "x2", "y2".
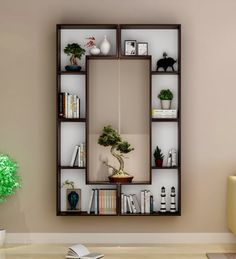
[
  {"x1": 161, "y1": 100, "x2": 171, "y2": 110},
  {"x1": 90, "y1": 45, "x2": 100, "y2": 55},
  {"x1": 0, "y1": 229, "x2": 6, "y2": 247}
]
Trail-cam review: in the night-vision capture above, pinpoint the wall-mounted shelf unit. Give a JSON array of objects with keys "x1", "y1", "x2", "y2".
[{"x1": 56, "y1": 24, "x2": 181, "y2": 216}]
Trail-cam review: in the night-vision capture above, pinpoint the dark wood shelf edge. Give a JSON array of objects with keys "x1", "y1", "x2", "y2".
[
  {"x1": 59, "y1": 166, "x2": 86, "y2": 170},
  {"x1": 87, "y1": 181, "x2": 151, "y2": 185},
  {"x1": 152, "y1": 166, "x2": 180, "y2": 170},
  {"x1": 58, "y1": 211, "x2": 180, "y2": 216},
  {"x1": 151, "y1": 71, "x2": 180, "y2": 75},
  {"x1": 120, "y1": 211, "x2": 181, "y2": 216},
  {"x1": 58, "y1": 71, "x2": 86, "y2": 75},
  {"x1": 151, "y1": 118, "x2": 179, "y2": 122},
  {"x1": 58, "y1": 118, "x2": 86, "y2": 122},
  {"x1": 58, "y1": 211, "x2": 118, "y2": 216}
]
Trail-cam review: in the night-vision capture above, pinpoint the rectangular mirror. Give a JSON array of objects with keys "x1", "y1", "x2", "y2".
[{"x1": 88, "y1": 59, "x2": 150, "y2": 182}]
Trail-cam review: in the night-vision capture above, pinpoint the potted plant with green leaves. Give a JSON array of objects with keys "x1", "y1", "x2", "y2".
[
  {"x1": 0, "y1": 154, "x2": 21, "y2": 247},
  {"x1": 64, "y1": 43, "x2": 86, "y2": 71},
  {"x1": 158, "y1": 89, "x2": 173, "y2": 110},
  {"x1": 98, "y1": 125, "x2": 134, "y2": 183},
  {"x1": 153, "y1": 146, "x2": 164, "y2": 167}
]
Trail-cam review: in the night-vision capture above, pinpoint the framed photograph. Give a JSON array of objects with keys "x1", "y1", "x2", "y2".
[
  {"x1": 66, "y1": 189, "x2": 81, "y2": 211},
  {"x1": 124, "y1": 40, "x2": 136, "y2": 55},
  {"x1": 137, "y1": 42, "x2": 148, "y2": 55}
]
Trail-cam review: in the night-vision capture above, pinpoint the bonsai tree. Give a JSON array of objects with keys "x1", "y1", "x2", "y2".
[
  {"x1": 98, "y1": 125, "x2": 134, "y2": 177},
  {"x1": 0, "y1": 154, "x2": 21, "y2": 203},
  {"x1": 153, "y1": 146, "x2": 164, "y2": 167},
  {"x1": 158, "y1": 89, "x2": 173, "y2": 100},
  {"x1": 64, "y1": 43, "x2": 86, "y2": 66}
]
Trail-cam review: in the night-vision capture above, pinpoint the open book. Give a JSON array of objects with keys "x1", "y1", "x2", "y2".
[{"x1": 66, "y1": 244, "x2": 104, "y2": 259}]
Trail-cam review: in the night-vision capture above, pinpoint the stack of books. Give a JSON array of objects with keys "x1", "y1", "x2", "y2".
[
  {"x1": 121, "y1": 191, "x2": 155, "y2": 214},
  {"x1": 59, "y1": 92, "x2": 80, "y2": 118},
  {"x1": 87, "y1": 189, "x2": 117, "y2": 215},
  {"x1": 152, "y1": 109, "x2": 177, "y2": 118},
  {"x1": 70, "y1": 143, "x2": 86, "y2": 167}
]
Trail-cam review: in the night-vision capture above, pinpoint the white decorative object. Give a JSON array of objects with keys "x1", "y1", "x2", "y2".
[
  {"x1": 170, "y1": 187, "x2": 176, "y2": 213},
  {"x1": 171, "y1": 149, "x2": 177, "y2": 167},
  {"x1": 160, "y1": 187, "x2": 166, "y2": 213},
  {"x1": 167, "y1": 150, "x2": 172, "y2": 167},
  {"x1": 161, "y1": 100, "x2": 171, "y2": 110},
  {"x1": 0, "y1": 229, "x2": 6, "y2": 247},
  {"x1": 100, "y1": 35, "x2": 111, "y2": 55},
  {"x1": 90, "y1": 46, "x2": 100, "y2": 55}
]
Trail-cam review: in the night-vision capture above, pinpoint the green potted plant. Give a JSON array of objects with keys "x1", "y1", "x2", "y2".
[
  {"x1": 64, "y1": 43, "x2": 86, "y2": 71},
  {"x1": 153, "y1": 146, "x2": 164, "y2": 167},
  {"x1": 0, "y1": 154, "x2": 21, "y2": 247},
  {"x1": 158, "y1": 89, "x2": 173, "y2": 110},
  {"x1": 98, "y1": 125, "x2": 134, "y2": 183}
]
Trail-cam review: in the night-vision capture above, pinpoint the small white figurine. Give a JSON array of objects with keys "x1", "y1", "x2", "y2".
[
  {"x1": 170, "y1": 186, "x2": 176, "y2": 213},
  {"x1": 160, "y1": 186, "x2": 166, "y2": 213}
]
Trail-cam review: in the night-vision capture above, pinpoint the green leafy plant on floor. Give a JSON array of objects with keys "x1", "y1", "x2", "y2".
[
  {"x1": 98, "y1": 125, "x2": 134, "y2": 177},
  {"x1": 64, "y1": 43, "x2": 86, "y2": 66},
  {"x1": 158, "y1": 89, "x2": 173, "y2": 100},
  {"x1": 0, "y1": 154, "x2": 21, "y2": 203}
]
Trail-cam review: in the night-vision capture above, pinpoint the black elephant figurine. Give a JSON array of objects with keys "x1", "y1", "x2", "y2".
[{"x1": 156, "y1": 52, "x2": 177, "y2": 72}]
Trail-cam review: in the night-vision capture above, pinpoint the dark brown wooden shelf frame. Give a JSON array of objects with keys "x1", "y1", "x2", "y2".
[{"x1": 56, "y1": 24, "x2": 181, "y2": 217}]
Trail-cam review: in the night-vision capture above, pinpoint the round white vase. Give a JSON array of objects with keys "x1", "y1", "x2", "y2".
[
  {"x1": 90, "y1": 46, "x2": 100, "y2": 55},
  {"x1": 0, "y1": 229, "x2": 6, "y2": 247},
  {"x1": 100, "y1": 35, "x2": 111, "y2": 55},
  {"x1": 161, "y1": 100, "x2": 171, "y2": 110}
]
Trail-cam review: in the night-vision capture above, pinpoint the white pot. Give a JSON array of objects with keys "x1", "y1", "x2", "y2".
[
  {"x1": 161, "y1": 100, "x2": 171, "y2": 110},
  {"x1": 90, "y1": 45, "x2": 100, "y2": 55},
  {"x1": 100, "y1": 35, "x2": 111, "y2": 55},
  {"x1": 0, "y1": 229, "x2": 6, "y2": 247}
]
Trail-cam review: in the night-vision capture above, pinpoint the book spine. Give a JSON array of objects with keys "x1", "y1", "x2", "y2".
[
  {"x1": 121, "y1": 193, "x2": 124, "y2": 214},
  {"x1": 77, "y1": 146, "x2": 81, "y2": 167},
  {"x1": 76, "y1": 97, "x2": 79, "y2": 118},
  {"x1": 73, "y1": 95, "x2": 77, "y2": 118},
  {"x1": 70, "y1": 145, "x2": 78, "y2": 167},
  {"x1": 150, "y1": 195, "x2": 154, "y2": 214},
  {"x1": 124, "y1": 195, "x2": 127, "y2": 214},
  {"x1": 65, "y1": 92, "x2": 68, "y2": 118},
  {"x1": 59, "y1": 93, "x2": 63, "y2": 117},
  {"x1": 127, "y1": 195, "x2": 132, "y2": 213},
  {"x1": 94, "y1": 189, "x2": 98, "y2": 215},
  {"x1": 87, "y1": 189, "x2": 94, "y2": 214},
  {"x1": 145, "y1": 190, "x2": 150, "y2": 214},
  {"x1": 141, "y1": 191, "x2": 145, "y2": 214},
  {"x1": 132, "y1": 194, "x2": 141, "y2": 213},
  {"x1": 129, "y1": 194, "x2": 137, "y2": 214}
]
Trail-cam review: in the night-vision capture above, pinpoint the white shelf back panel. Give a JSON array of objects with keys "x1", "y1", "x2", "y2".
[
  {"x1": 61, "y1": 29, "x2": 117, "y2": 71},
  {"x1": 60, "y1": 170, "x2": 116, "y2": 211},
  {"x1": 121, "y1": 29, "x2": 178, "y2": 71},
  {"x1": 152, "y1": 123, "x2": 178, "y2": 166},
  {"x1": 122, "y1": 170, "x2": 178, "y2": 212},
  {"x1": 152, "y1": 75, "x2": 178, "y2": 110},
  {"x1": 61, "y1": 123, "x2": 85, "y2": 166},
  {"x1": 61, "y1": 75, "x2": 86, "y2": 118}
]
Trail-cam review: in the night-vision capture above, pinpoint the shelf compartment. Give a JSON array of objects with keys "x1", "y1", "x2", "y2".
[{"x1": 59, "y1": 118, "x2": 86, "y2": 122}]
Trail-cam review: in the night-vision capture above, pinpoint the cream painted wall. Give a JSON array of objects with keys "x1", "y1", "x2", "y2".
[{"x1": 0, "y1": 0, "x2": 236, "y2": 233}]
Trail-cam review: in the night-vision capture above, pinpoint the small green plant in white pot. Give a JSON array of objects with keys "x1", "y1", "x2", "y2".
[
  {"x1": 158, "y1": 89, "x2": 173, "y2": 110},
  {"x1": 0, "y1": 154, "x2": 21, "y2": 247}
]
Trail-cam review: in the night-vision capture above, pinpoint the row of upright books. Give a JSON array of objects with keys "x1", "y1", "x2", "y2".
[
  {"x1": 59, "y1": 92, "x2": 80, "y2": 118},
  {"x1": 121, "y1": 190, "x2": 154, "y2": 214},
  {"x1": 87, "y1": 189, "x2": 117, "y2": 215},
  {"x1": 70, "y1": 143, "x2": 86, "y2": 167}
]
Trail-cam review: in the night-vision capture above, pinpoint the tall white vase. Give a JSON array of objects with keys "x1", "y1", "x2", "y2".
[
  {"x1": 0, "y1": 229, "x2": 6, "y2": 247},
  {"x1": 100, "y1": 35, "x2": 111, "y2": 55}
]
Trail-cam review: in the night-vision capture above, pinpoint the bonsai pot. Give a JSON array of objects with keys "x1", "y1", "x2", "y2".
[
  {"x1": 108, "y1": 175, "x2": 133, "y2": 183},
  {"x1": 155, "y1": 159, "x2": 163, "y2": 167},
  {"x1": 65, "y1": 65, "x2": 82, "y2": 72},
  {"x1": 0, "y1": 229, "x2": 6, "y2": 247},
  {"x1": 161, "y1": 100, "x2": 171, "y2": 110}
]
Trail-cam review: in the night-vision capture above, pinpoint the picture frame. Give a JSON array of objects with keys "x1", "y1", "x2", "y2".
[
  {"x1": 137, "y1": 42, "x2": 148, "y2": 55},
  {"x1": 124, "y1": 40, "x2": 136, "y2": 55},
  {"x1": 66, "y1": 189, "x2": 81, "y2": 211}
]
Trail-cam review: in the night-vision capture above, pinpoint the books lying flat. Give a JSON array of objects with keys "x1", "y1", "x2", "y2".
[
  {"x1": 152, "y1": 109, "x2": 177, "y2": 118},
  {"x1": 66, "y1": 244, "x2": 104, "y2": 259}
]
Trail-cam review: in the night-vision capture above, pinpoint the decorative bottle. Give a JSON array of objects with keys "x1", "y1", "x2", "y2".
[{"x1": 100, "y1": 35, "x2": 111, "y2": 55}]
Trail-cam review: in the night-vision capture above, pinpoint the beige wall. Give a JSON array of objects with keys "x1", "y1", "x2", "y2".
[{"x1": 0, "y1": 0, "x2": 236, "y2": 233}]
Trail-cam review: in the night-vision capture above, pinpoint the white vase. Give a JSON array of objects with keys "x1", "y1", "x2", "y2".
[
  {"x1": 0, "y1": 229, "x2": 6, "y2": 247},
  {"x1": 90, "y1": 45, "x2": 100, "y2": 55},
  {"x1": 100, "y1": 35, "x2": 111, "y2": 55},
  {"x1": 161, "y1": 100, "x2": 171, "y2": 110}
]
